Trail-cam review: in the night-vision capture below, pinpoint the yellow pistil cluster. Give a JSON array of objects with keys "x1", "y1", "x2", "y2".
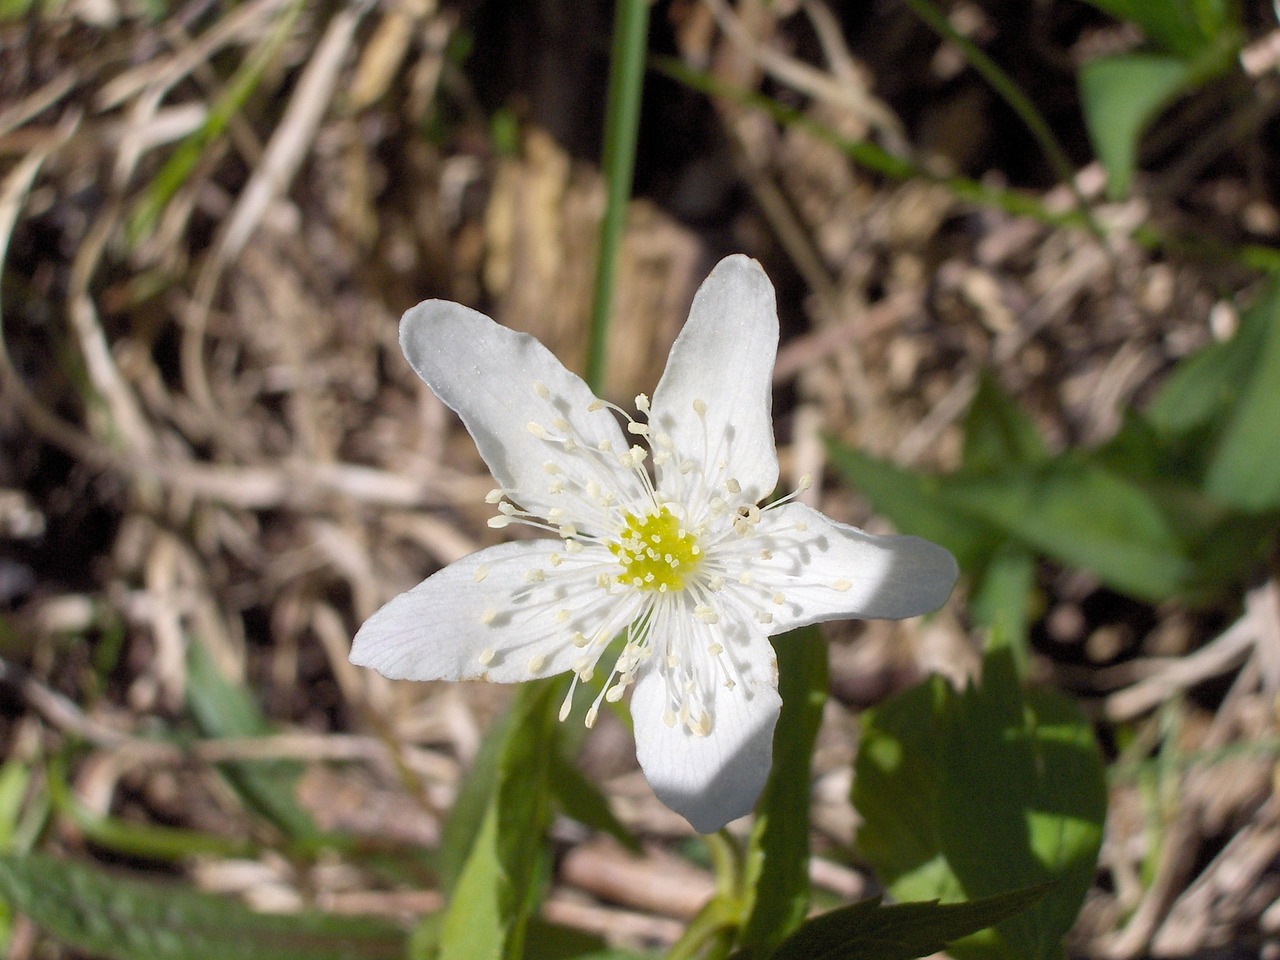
[{"x1": 610, "y1": 507, "x2": 701, "y2": 592}]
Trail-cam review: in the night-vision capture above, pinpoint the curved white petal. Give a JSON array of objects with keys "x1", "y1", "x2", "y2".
[
  {"x1": 350, "y1": 540, "x2": 618, "y2": 683},
  {"x1": 400, "y1": 301, "x2": 642, "y2": 528},
  {"x1": 650, "y1": 255, "x2": 780, "y2": 507},
  {"x1": 630, "y1": 622, "x2": 781, "y2": 834},
  {"x1": 746, "y1": 503, "x2": 958, "y2": 632}
]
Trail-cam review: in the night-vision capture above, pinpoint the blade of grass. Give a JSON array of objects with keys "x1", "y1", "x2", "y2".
[
  {"x1": 586, "y1": 0, "x2": 650, "y2": 393},
  {"x1": 126, "y1": 0, "x2": 304, "y2": 247}
]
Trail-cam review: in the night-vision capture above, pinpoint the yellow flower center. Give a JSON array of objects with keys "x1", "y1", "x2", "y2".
[{"x1": 610, "y1": 507, "x2": 702, "y2": 592}]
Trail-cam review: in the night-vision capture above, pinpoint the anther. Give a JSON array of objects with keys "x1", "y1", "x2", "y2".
[
  {"x1": 528, "y1": 653, "x2": 547, "y2": 673},
  {"x1": 533, "y1": 381, "x2": 550, "y2": 400},
  {"x1": 832, "y1": 579, "x2": 852, "y2": 592},
  {"x1": 635, "y1": 393, "x2": 650, "y2": 413},
  {"x1": 474, "y1": 565, "x2": 490, "y2": 583},
  {"x1": 693, "y1": 398, "x2": 707, "y2": 416},
  {"x1": 485, "y1": 488, "x2": 505, "y2": 504},
  {"x1": 480, "y1": 609, "x2": 497, "y2": 625},
  {"x1": 478, "y1": 648, "x2": 495, "y2": 665},
  {"x1": 527, "y1": 421, "x2": 549, "y2": 439}
]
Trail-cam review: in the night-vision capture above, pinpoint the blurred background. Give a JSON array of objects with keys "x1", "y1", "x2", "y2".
[{"x1": 2, "y1": 0, "x2": 1279, "y2": 957}]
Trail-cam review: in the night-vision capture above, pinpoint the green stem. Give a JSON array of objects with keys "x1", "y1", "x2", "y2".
[
  {"x1": 586, "y1": 0, "x2": 651, "y2": 394},
  {"x1": 655, "y1": 56, "x2": 1280, "y2": 273},
  {"x1": 898, "y1": 0, "x2": 1103, "y2": 240}
]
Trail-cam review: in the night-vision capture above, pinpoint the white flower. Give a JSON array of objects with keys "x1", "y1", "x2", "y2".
[{"x1": 351, "y1": 255, "x2": 957, "y2": 833}]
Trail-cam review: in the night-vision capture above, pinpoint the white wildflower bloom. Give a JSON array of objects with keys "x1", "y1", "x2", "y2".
[{"x1": 351, "y1": 255, "x2": 957, "y2": 833}]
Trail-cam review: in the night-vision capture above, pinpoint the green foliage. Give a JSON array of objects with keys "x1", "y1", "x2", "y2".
[
  {"x1": 1081, "y1": 0, "x2": 1238, "y2": 60},
  {"x1": 832, "y1": 283, "x2": 1280, "y2": 607},
  {"x1": 184, "y1": 637, "x2": 317, "y2": 840},
  {"x1": 730, "y1": 884, "x2": 1051, "y2": 960},
  {"x1": 1076, "y1": 0, "x2": 1242, "y2": 197},
  {"x1": 126, "y1": 1, "x2": 303, "y2": 246},
  {"x1": 0, "y1": 853, "x2": 405, "y2": 960},
  {"x1": 740, "y1": 628, "x2": 829, "y2": 958},
  {"x1": 1079, "y1": 55, "x2": 1192, "y2": 200},
  {"x1": 1197, "y1": 285, "x2": 1280, "y2": 510},
  {"x1": 853, "y1": 650, "x2": 1107, "y2": 960},
  {"x1": 435, "y1": 682, "x2": 560, "y2": 960}
]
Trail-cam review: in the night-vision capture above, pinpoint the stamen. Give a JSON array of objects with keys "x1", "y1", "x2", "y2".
[{"x1": 474, "y1": 565, "x2": 490, "y2": 583}]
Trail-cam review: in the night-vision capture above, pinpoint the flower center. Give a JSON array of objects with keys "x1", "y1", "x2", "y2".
[{"x1": 610, "y1": 506, "x2": 702, "y2": 592}]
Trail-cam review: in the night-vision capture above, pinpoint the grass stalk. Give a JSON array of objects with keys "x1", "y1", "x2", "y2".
[{"x1": 586, "y1": 0, "x2": 651, "y2": 394}]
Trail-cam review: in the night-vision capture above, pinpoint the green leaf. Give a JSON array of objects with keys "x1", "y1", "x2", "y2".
[
  {"x1": 439, "y1": 681, "x2": 560, "y2": 960},
  {"x1": 184, "y1": 638, "x2": 316, "y2": 840},
  {"x1": 1079, "y1": 0, "x2": 1238, "y2": 59},
  {"x1": 1079, "y1": 53, "x2": 1192, "y2": 199},
  {"x1": 437, "y1": 700, "x2": 521, "y2": 892},
  {"x1": 740, "y1": 627, "x2": 829, "y2": 958},
  {"x1": 968, "y1": 541, "x2": 1037, "y2": 674},
  {"x1": 962, "y1": 373, "x2": 1048, "y2": 473},
  {"x1": 548, "y1": 752, "x2": 639, "y2": 854},
  {"x1": 183, "y1": 640, "x2": 317, "y2": 839},
  {"x1": 941, "y1": 461, "x2": 1193, "y2": 602},
  {"x1": 732, "y1": 885, "x2": 1050, "y2": 960},
  {"x1": 826, "y1": 442, "x2": 1000, "y2": 574},
  {"x1": 0, "y1": 853, "x2": 404, "y2": 960},
  {"x1": 854, "y1": 651, "x2": 1106, "y2": 960},
  {"x1": 1202, "y1": 283, "x2": 1280, "y2": 511},
  {"x1": 521, "y1": 918, "x2": 646, "y2": 960},
  {"x1": 1146, "y1": 284, "x2": 1276, "y2": 439}
]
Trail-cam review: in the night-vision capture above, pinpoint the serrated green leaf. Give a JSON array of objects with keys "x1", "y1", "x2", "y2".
[
  {"x1": 740, "y1": 627, "x2": 828, "y2": 958},
  {"x1": 962, "y1": 373, "x2": 1047, "y2": 474},
  {"x1": 0, "y1": 853, "x2": 404, "y2": 960},
  {"x1": 440, "y1": 681, "x2": 559, "y2": 960},
  {"x1": 1080, "y1": 53, "x2": 1192, "y2": 199},
  {"x1": 184, "y1": 638, "x2": 316, "y2": 839},
  {"x1": 854, "y1": 651, "x2": 1106, "y2": 960},
  {"x1": 732, "y1": 885, "x2": 1050, "y2": 960}
]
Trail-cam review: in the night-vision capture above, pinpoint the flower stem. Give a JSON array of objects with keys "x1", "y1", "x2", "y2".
[{"x1": 586, "y1": 0, "x2": 650, "y2": 394}]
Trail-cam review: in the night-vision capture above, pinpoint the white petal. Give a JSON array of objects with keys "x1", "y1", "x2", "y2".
[
  {"x1": 399, "y1": 300, "x2": 642, "y2": 527},
  {"x1": 650, "y1": 255, "x2": 779, "y2": 505},
  {"x1": 630, "y1": 624, "x2": 781, "y2": 834},
  {"x1": 350, "y1": 540, "x2": 616, "y2": 683},
  {"x1": 747, "y1": 503, "x2": 957, "y2": 632}
]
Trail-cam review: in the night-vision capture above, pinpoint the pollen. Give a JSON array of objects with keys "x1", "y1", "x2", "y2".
[{"x1": 609, "y1": 506, "x2": 703, "y2": 593}]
